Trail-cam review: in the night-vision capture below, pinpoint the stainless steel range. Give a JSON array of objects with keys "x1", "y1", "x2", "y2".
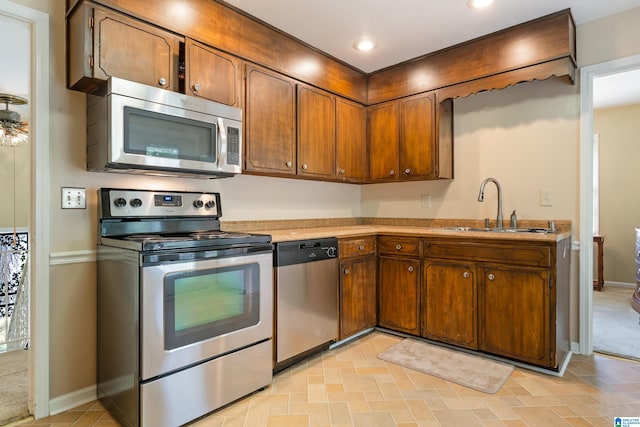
[{"x1": 96, "y1": 188, "x2": 273, "y2": 427}]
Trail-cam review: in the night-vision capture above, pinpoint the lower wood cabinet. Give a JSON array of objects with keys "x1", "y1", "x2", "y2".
[
  {"x1": 422, "y1": 260, "x2": 477, "y2": 349},
  {"x1": 378, "y1": 257, "x2": 420, "y2": 335},
  {"x1": 335, "y1": 233, "x2": 570, "y2": 370},
  {"x1": 339, "y1": 258, "x2": 377, "y2": 339},
  {"x1": 478, "y1": 266, "x2": 551, "y2": 366},
  {"x1": 338, "y1": 237, "x2": 377, "y2": 340},
  {"x1": 421, "y1": 237, "x2": 571, "y2": 370},
  {"x1": 377, "y1": 236, "x2": 422, "y2": 335}
]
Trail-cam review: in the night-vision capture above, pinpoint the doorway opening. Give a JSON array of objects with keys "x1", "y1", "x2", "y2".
[{"x1": 579, "y1": 53, "x2": 640, "y2": 359}]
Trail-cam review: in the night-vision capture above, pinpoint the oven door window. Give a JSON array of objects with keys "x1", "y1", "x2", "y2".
[
  {"x1": 123, "y1": 106, "x2": 217, "y2": 162},
  {"x1": 164, "y1": 263, "x2": 259, "y2": 350}
]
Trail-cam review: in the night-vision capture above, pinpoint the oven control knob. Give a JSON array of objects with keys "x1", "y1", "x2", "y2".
[
  {"x1": 193, "y1": 200, "x2": 204, "y2": 208},
  {"x1": 114, "y1": 197, "x2": 126, "y2": 208},
  {"x1": 205, "y1": 200, "x2": 216, "y2": 209},
  {"x1": 130, "y1": 198, "x2": 143, "y2": 208}
]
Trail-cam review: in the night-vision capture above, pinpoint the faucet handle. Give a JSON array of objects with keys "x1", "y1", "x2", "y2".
[
  {"x1": 510, "y1": 210, "x2": 517, "y2": 228},
  {"x1": 484, "y1": 218, "x2": 490, "y2": 228}
]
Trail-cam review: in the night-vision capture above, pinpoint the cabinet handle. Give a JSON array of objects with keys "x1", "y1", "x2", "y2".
[
  {"x1": 487, "y1": 273, "x2": 495, "y2": 281},
  {"x1": 339, "y1": 168, "x2": 345, "y2": 175},
  {"x1": 395, "y1": 244, "x2": 402, "y2": 250},
  {"x1": 158, "y1": 77, "x2": 167, "y2": 86},
  {"x1": 404, "y1": 168, "x2": 411, "y2": 174},
  {"x1": 302, "y1": 163, "x2": 308, "y2": 170},
  {"x1": 389, "y1": 169, "x2": 395, "y2": 176},
  {"x1": 463, "y1": 271, "x2": 470, "y2": 279},
  {"x1": 358, "y1": 245, "x2": 365, "y2": 251},
  {"x1": 285, "y1": 161, "x2": 292, "y2": 168},
  {"x1": 343, "y1": 268, "x2": 350, "y2": 275},
  {"x1": 408, "y1": 266, "x2": 415, "y2": 273},
  {"x1": 192, "y1": 83, "x2": 201, "y2": 92}
]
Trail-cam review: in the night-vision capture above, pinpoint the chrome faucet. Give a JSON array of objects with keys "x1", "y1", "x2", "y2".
[{"x1": 478, "y1": 178, "x2": 503, "y2": 229}]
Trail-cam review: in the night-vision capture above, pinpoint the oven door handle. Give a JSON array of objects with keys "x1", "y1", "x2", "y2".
[{"x1": 217, "y1": 117, "x2": 227, "y2": 168}]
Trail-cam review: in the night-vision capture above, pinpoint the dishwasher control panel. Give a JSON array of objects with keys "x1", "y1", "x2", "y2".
[{"x1": 274, "y1": 238, "x2": 338, "y2": 267}]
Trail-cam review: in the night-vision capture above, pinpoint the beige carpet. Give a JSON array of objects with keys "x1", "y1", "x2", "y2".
[
  {"x1": 378, "y1": 338, "x2": 514, "y2": 394},
  {"x1": 0, "y1": 349, "x2": 29, "y2": 425},
  {"x1": 593, "y1": 286, "x2": 640, "y2": 361}
]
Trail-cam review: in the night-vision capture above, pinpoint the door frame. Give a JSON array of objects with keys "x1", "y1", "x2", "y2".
[
  {"x1": 579, "y1": 53, "x2": 640, "y2": 355},
  {"x1": 0, "y1": 0, "x2": 50, "y2": 419}
]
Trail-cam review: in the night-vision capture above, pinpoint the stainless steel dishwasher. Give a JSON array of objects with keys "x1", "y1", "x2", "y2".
[{"x1": 274, "y1": 237, "x2": 338, "y2": 371}]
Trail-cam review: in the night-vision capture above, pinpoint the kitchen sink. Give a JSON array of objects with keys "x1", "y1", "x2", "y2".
[{"x1": 438, "y1": 226, "x2": 553, "y2": 234}]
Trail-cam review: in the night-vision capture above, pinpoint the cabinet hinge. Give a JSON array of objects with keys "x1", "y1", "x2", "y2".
[
  {"x1": 88, "y1": 16, "x2": 94, "y2": 29},
  {"x1": 89, "y1": 55, "x2": 94, "y2": 68}
]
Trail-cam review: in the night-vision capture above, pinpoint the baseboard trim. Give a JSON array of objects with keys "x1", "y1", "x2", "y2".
[
  {"x1": 49, "y1": 385, "x2": 96, "y2": 416},
  {"x1": 571, "y1": 341, "x2": 582, "y2": 354},
  {"x1": 604, "y1": 281, "x2": 636, "y2": 289}
]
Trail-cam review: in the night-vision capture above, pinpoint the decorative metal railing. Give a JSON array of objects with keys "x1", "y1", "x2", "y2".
[{"x1": 0, "y1": 230, "x2": 29, "y2": 352}]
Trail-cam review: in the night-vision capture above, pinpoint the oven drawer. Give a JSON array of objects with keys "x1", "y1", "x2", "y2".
[{"x1": 141, "y1": 339, "x2": 272, "y2": 427}]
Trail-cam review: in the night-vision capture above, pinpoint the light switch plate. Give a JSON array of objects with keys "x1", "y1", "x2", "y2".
[
  {"x1": 62, "y1": 187, "x2": 86, "y2": 209},
  {"x1": 540, "y1": 189, "x2": 554, "y2": 207}
]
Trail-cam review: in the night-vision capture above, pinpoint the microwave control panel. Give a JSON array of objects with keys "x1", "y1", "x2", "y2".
[{"x1": 227, "y1": 127, "x2": 240, "y2": 166}]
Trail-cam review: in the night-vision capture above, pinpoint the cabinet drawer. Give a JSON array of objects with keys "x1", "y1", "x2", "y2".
[
  {"x1": 339, "y1": 237, "x2": 376, "y2": 259},
  {"x1": 422, "y1": 240, "x2": 551, "y2": 268},
  {"x1": 378, "y1": 236, "x2": 420, "y2": 256}
]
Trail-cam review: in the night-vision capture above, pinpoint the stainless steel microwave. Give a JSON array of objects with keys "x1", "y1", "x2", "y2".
[{"x1": 86, "y1": 77, "x2": 242, "y2": 178}]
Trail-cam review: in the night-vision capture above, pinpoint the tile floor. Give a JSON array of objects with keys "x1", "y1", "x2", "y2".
[{"x1": 13, "y1": 331, "x2": 640, "y2": 427}]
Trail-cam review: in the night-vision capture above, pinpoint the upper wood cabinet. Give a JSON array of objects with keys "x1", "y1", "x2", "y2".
[
  {"x1": 336, "y1": 99, "x2": 368, "y2": 182},
  {"x1": 67, "y1": 1, "x2": 182, "y2": 93},
  {"x1": 184, "y1": 39, "x2": 241, "y2": 107},
  {"x1": 369, "y1": 92, "x2": 452, "y2": 182},
  {"x1": 245, "y1": 66, "x2": 368, "y2": 183},
  {"x1": 244, "y1": 65, "x2": 297, "y2": 176},
  {"x1": 297, "y1": 84, "x2": 336, "y2": 179},
  {"x1": 369, "y1": 101, "x2": 399, "y2": 181}
]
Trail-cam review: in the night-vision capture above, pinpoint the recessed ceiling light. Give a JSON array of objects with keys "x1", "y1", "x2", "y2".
[
  {"x1": 354, "y1": 39, "x2": 376, "y2": 52},
  {"x1": 467, "y1": 0, "x2": 494, "y2": 9}
]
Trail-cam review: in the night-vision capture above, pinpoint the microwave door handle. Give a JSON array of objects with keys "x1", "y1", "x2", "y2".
[{"x1": 217, "y1": 117, "x2": 227, "y2": 168}]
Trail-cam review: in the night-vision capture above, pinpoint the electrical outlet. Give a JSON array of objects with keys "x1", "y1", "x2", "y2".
[
  {"x1": 421, "y1": 194, "x2": 431, "y2": 208},
  {"x1": 62, "y1": 187, "x2": 86, "y2": 209},
  {"x1": 540, "y1": 189, "x2": 554, "y2": 207}
]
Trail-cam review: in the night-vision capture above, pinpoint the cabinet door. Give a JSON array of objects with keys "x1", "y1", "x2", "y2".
[
  {"x1": 297, "y1": 85, "x2": 336, "y2": 178},
  {"x1": 378, "y1": 257, "x2": 420, "y2": 335},
  {"x1": 92, "y1": 6, "x2": 181, "y2": 90},
  {"x1": 369, "y1": 102, "x2": 399, "y2": 181},
  {"x1": 185, "y1": 39, "x2": 241, "y2": 106},
  {"x1": 336, "y1": 98, "x2": 367, "y2": 182},
  {"x1": 244, "y1": 65, "x2": 296, "y2": 175},
  {"x1": 423, "y1": 261, "x2": 477, "y2": 349},
  {"x1": 479, "y1": 267, "x2": 551, "y2": 367},
  {"x1": 339, "y1": 258, "x2": 377, "y2": 340},
  {"x1": 399, "y1": 93, "x2": 435, "y2": 179}
]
